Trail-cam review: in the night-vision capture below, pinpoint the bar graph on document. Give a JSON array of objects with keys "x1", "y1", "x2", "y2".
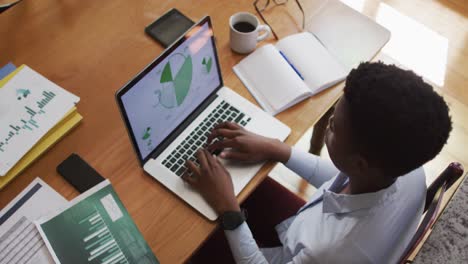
[
  {"x1": 0, "y1": 66, "x2": 79, "y2": 176},
  {"x1": 36, "y1": 181, "x2": 159, "y2": 264},
  {"x1": 0, "y1": 91, "x2": 56, "y2": 153},
  {"x1": 79, "y1": 208, "x2": 128, "y2": 264}
]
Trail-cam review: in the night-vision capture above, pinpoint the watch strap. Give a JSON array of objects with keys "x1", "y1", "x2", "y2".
[{"x1": 220, "y1": 210, "x2": 246, "y2": 230}]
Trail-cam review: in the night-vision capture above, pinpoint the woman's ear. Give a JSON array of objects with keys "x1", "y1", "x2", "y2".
[{"x1": 347, "y1": 154, "x2": 369, "y2": 176}]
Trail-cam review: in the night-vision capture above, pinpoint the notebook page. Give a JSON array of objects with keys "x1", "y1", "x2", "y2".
[
  {"x1": 276, "y1": 32, "x2": 347, "y2": 94},
  {"x1": 233, "y1": 44, "x2": 311, "y2": 114},
  {"x1": 308, "y1": 0, "x2": 390, "y2": 71}
]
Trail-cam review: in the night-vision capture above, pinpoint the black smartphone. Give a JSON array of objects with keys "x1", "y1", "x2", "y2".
[
  {"x1": 57, "y1": 153, "x2": 105, "y2": 193},
  {"x1": 145, "y1": 8, "x2": 194, "y2": 47}
]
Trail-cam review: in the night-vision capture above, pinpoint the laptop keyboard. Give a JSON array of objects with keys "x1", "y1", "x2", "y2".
[{"x1": 161, "y1": 100, "x2": 251, "y2": 176}]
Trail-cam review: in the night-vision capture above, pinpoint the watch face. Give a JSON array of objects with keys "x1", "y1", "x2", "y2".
[{"x1": 221, "y1": 211, "x2": 245, "y2": 230}]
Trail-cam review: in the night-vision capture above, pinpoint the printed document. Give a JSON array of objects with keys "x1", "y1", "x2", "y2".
[
  {"x1": 0, "y1": 178, "x2": 67, "y2": 264},
  {"x1": 0, "y1": 66, "x2": 79, "y2": 176},
  {"x1": 36, "y1": 180, "x2": 159, "y2": 264}
]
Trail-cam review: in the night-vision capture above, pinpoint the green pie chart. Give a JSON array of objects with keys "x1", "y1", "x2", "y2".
[{"x1": 157, "y1": 53, "x2": 193, "y2": 108}]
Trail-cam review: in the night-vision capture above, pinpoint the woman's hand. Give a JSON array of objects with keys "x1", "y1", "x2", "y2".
[
  {"x1": 207, "y1": 122, "x2": 291, "y2": 163},
  {"x1": 182, "y1": 149, "x2": 240, "y2": 214}
]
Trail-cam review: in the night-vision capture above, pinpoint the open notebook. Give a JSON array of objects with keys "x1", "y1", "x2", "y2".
[
  {"x1": 233, "y1": 0, "x2": 391, "y2": 115},
  {"x1": 234, "y1": 32, "x2": 347, "y2": 115}
]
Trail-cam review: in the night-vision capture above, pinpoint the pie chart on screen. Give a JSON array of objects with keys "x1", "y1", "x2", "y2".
[{"x1": 156, "y1": 53, "x2": 193, "y2": 109}]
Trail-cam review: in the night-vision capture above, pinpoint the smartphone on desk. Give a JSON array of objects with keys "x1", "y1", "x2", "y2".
[
  {"x1": 57, "y1": 153, "x2": 105, "y2": 193},
  {"x1": 145, "y1": 8, "x2": 194, "y2": 47}
]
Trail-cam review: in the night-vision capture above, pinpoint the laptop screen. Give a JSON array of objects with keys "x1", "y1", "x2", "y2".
[{"x1": 119, "y1": 18, "x2": 221, "y2": 161}]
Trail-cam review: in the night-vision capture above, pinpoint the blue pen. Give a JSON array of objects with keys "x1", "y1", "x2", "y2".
[{"x1": 279, "y1": 51, "x2": 304, "y2": 80}]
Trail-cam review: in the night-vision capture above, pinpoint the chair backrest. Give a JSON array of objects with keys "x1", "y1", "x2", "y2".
[
  {"x1": 399, "y1": 162, "x2": 464, "y2": 263},
  {"x1": 424, "y1": 162, "x2": 464, "y2": 213}
]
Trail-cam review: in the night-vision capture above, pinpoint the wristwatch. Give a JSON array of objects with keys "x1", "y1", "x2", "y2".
[{"x1": 220, "y1": 210, "x2": 246, "y2": 230}]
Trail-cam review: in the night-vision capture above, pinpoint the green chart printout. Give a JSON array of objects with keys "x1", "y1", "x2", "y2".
[{"x1": 35, "y1": 180, "x2": 159, "y2": 264}]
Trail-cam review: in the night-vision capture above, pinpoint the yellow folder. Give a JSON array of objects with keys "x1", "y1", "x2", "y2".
[
  {"x1": 0, "y1": 64, "x2": 24, "y2": 86},
  {"x1": 0, "y1": 65, "x2": 82, "y2": 189}
]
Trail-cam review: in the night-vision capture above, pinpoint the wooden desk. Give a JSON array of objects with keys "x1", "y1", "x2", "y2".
[{"x1": 0, "y1": 0, "x2": 342, "y2": 262}]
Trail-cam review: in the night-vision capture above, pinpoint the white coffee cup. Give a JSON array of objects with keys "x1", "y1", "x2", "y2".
[{"x1": 229, "y1": 12, "x2": 271, "y2": 54}]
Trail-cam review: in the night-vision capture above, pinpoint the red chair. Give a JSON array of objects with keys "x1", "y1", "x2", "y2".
[
  {"x1": 399, "y1": 162, "x2": 465, "y2": 263},
  {"x1": 188, "y1": 177, "x2": 305, "y2": 263}
]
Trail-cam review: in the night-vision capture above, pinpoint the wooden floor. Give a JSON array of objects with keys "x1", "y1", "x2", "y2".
[{"x1": 270, "y1": 0, "x2": 468, "y2": 259}]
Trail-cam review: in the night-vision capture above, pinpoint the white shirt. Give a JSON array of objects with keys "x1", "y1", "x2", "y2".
[{"x1": 225, "y1": 147, "x2": 426, "y2": 264}]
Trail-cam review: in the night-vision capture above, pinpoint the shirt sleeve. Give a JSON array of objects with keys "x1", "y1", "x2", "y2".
[
  {"x1": 284, "y1": 147, "x2": 339, "y2": 187},
  {"x1": 224, "y1": 223, "x2": 316, "y2": 264},
  {"x1": 224, "y1": 222, "x2": 271, "y2": 264}
]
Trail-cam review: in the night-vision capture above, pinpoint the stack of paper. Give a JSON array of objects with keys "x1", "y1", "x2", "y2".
[
  {"x1": 0, "y1": 178, "x2": 68, "y2": 263},
  {"x1": 0, "y1": 63, "x2": 82, "y2": 189},
  {"x1": 0, "y1": 178, "x2": 160, "y2": 264}
]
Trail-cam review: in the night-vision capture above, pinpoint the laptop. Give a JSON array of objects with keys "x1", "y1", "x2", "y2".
[{"x1": 116, "y1": 16, "x2": 290, "y2": 220}]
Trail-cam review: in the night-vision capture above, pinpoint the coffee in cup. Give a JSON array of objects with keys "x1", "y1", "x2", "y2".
[{"x1": 229, "y1": 12, "x2": 271, "y2": 54}]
